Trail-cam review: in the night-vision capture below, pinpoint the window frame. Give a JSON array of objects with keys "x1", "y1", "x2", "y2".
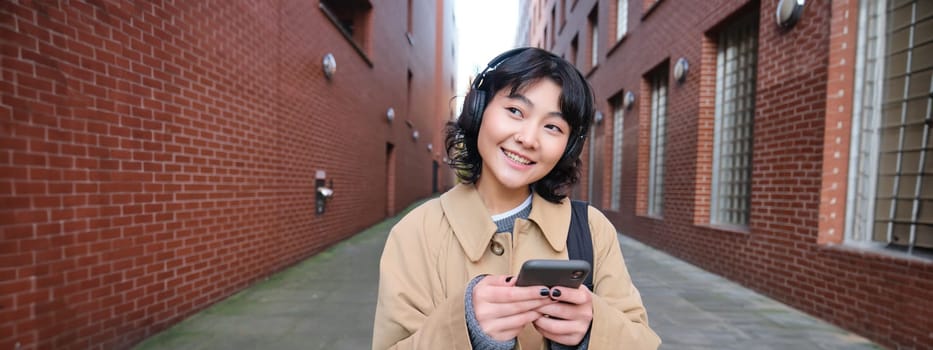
[
  {"x1": 710, "y1": 12, "x2": 758, "y2": 228},
  {"x1": 616, "y1": 0, "x2": 628, "y2": 41},
  {"x1": 319, "y1": 0, "x2": 374, "y2": 66},
  {"x1": 611, "y1": 95, "x2": 625, "y2": 211},
  {"x1": 589, "y1": 9, "x2": 599, "y2": 70},
  {"x1": 846, "y1": 0, "x2": 933, "y2": 256},
  {"x1": 648, "y1": 71, "x2": 667, "y2": 217}
]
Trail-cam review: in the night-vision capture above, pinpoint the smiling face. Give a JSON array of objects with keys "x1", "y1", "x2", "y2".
[{"x1": 475, "y1": 78, "x2": 570, "y2": 201}]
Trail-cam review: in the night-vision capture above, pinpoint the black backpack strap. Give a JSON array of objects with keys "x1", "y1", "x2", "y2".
[{"x1": 567, "y1": 200, "x2": 594, "y2": 291}]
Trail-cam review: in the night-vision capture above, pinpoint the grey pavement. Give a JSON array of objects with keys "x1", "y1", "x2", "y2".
[
  {"x1": 617, "y1": 234, "x2": 880, "y2": 350},
  {"x1": 134, "y1": 200, "x2": 882, "y2": 350}
]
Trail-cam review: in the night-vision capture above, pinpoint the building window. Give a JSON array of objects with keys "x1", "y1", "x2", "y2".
[
  {"x1": 847, "y1": 0, "x2": 933, "y2": 255},
  {"x1": 588, "y1": 118, "x2": 598, "y2": 202},
  {"x1": 320, "y1": 0, "x2": 373, "y2": 54},
  {"x1": 570, "y1": 34, "x2": 579, "y2": 67},
  {"x1": 589, "y1": 9, "x2": 598, "y2": 69},
  {"x1": 407, "y1": 0, "x2": 414, "y2": 34},
  {"x1": 611, "y1": 94, "x2": 625, "y2": 211},
  {"x1": 711, "y1": 12, "x2": 758, "y2": 227},
  {"x1": 616, "y1": 0, "x2": 628, "y2": 41},
  {"x1": 550, "y1": 6, "x2": 557, "y2": 49},
  {"x1": 648, "y1": 69, "x2": 668, "y2": 216},
  {"x1": 561, "y1": 0, "x2": 567, "y2": 30},
  {"x1": 407, "y1": 70, "x2": 413, "y2": 122}
]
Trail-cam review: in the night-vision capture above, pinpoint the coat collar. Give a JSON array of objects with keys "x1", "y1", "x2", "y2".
[{"x1": 440, "y1": 184, "x2": 572, "y2": 262}]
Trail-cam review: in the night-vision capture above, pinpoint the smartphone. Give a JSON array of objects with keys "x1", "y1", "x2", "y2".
[{"x1": 514, "y1": 259, "x2": 591, "y2": 288}]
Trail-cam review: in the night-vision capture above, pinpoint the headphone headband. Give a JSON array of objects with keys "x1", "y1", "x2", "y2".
[{"x1": 471, "y1": 48, "x2": 533, "y2": 91}]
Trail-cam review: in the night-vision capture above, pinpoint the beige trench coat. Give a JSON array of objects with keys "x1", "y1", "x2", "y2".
[{"x1": 372, "y1": 184, "x2": 661, "y2": 349}]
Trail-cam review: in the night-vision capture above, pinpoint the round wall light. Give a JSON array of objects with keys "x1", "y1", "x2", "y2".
[
  {"x1": 322, "y1": 53, "x2": 337, "y2": 79},
  {"x1": 594, "y1": 111, "x2": 604, "y2": 124},
  {"x1": 623, "y1": 91, "x2": 636, "y2": 110},
  {"x1": 427, "y1": 143, "x2": 433, "y2": 152},
  {"x1": 673, "y1": 57, "x2": 689, "y2": 83},
  {"x1": 412, "y1": 130, "x2": 420, "y2": 140},
  {"x1": 386, "y1": 107, "x2": 395, "y2": 122},
  {"x1": 776, "y1": 0, "x2": 805, "y2": 29}
]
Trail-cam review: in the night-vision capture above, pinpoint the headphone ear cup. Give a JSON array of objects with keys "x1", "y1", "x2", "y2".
[{"x1": 461, "y1": 89, "x2": 486, "y2": 135}]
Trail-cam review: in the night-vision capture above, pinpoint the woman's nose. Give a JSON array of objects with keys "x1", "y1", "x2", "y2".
[{"x1": 515, "y1": 125, "x2": 538, "y2": 148}]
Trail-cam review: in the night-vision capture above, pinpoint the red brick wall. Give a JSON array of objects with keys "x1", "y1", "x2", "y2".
[
  {"x1": 528, "y1": 0, "x2": 933, "y2": 348},
  {"x1": 1, "y1": 0, "x2": 456, "y2": 349}
]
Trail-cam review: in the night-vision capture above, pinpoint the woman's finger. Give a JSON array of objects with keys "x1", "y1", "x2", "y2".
[
  {"x1": 480, "y1": 309, "x2": 544, "y2": 341},
  {"x1": 475, "y1": 283, "x2": 554, "y2": 304},
  {"x1": 480, "y1": 274, "x2": 515, "y2": 287},
  {"x1": 547, "y1": 285, "x2": 592, "y2": 304},
  {"x1": 533, "y1": 316, "x2": 588, "y2": 346},
  {"x1": 475, "y1": 297, "x2": 557, "y2": 320},
  {"x1": 534, "y1": 301, "x2": 591, "y2": 321}
]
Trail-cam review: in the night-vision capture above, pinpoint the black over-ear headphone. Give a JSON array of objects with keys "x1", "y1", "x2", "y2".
[{"x1": 459, "y1": 47, "x2": 588, "y2": 165}]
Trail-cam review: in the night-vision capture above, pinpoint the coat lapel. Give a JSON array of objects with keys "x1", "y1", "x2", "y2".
[
  {"x1": 441, "y1": 184, "x2": 574, "y2": 261},
  {"x1": 527, "y1": 194, "x2": 572, "y2": 253},
  {"x1": 440, "y1": 184, "x2": 498, "y2": 262}
]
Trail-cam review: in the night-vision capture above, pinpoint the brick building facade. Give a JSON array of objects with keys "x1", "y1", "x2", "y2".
[
  {"x1": 522, "y1": 0, "x2": 932, "y2": 348},
  {"x1": 1, "y1": 0, "x2": 456, "y2": 348}
]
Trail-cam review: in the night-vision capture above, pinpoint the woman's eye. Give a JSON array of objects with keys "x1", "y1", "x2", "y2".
[
  {"x1": 506, "y1": 107, "x2": 522, "y2": 116},
  {"x1": 545, "y1": 124, "x2": 564, "y2": 133}
]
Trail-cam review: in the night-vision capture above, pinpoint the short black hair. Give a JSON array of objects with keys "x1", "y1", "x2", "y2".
[{"x1": 445, "y1": 47, "x2": 595, "y2": 203}]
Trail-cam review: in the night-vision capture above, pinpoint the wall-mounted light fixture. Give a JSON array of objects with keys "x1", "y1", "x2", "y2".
[
  {"x1": 673, "y1": 57, "x2": 689, "y2": 84},
  {"x1": 623, "y1": 91, "x2": 636, "y2": 110},
  {"x1": 594, "y1": 111, "x2": 604, "y2": 124},
  {"x1": 427, "y1": 143, "x2": 433, "y2": 152},
  {"x1": 776, "y1": 0, "x2": 804, "y2": 29},
  {"x1": 322, "y1": 53, "x2": 336, "y2": 79},
  {"x1": 315, "y1": 170, "x2": 334, "y2": 215},
  {"x1": 412, "y1": 130, "x2": 420, "y2": 140},
  {"x1": 386, "y1": 107, "x2": 395, "y2": 122}
]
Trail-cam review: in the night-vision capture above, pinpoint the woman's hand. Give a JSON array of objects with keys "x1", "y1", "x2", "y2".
[
  {"x1": 532, "y1": 285, "x2": 593, "y2": 346},
  {"x1": 472, "y1": 275, "x2": 559, "y2": 341}
]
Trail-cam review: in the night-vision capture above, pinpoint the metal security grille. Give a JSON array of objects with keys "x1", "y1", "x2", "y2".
[
  {"x1": 611, "y1": 98, "x2": 624, "y2": 211},
  {"x1": 648, "y1": 71, "x2": 667, "y2": 216},
  {"x1": 849, "y1": 0, "x2": 933, "y2": 254},
  {"x1": 616, "y1": 0, "x2": 628, "y2": 40},
  {"x1": 711, "y1": 13, "x2": 758, "y2": 226}
]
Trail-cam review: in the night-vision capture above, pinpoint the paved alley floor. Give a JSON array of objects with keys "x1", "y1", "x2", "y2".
[
  {"x1": 134, "y1": 201, "x2": 881, "y2": 350},
  {"x1": 617, "y1": 234, "x2": 879, "y2": 350}
]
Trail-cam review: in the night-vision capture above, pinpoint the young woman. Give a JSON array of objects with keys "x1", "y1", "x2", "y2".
[{"x1": 373, "y1": 48, "x2": 660, "y2": 350}]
